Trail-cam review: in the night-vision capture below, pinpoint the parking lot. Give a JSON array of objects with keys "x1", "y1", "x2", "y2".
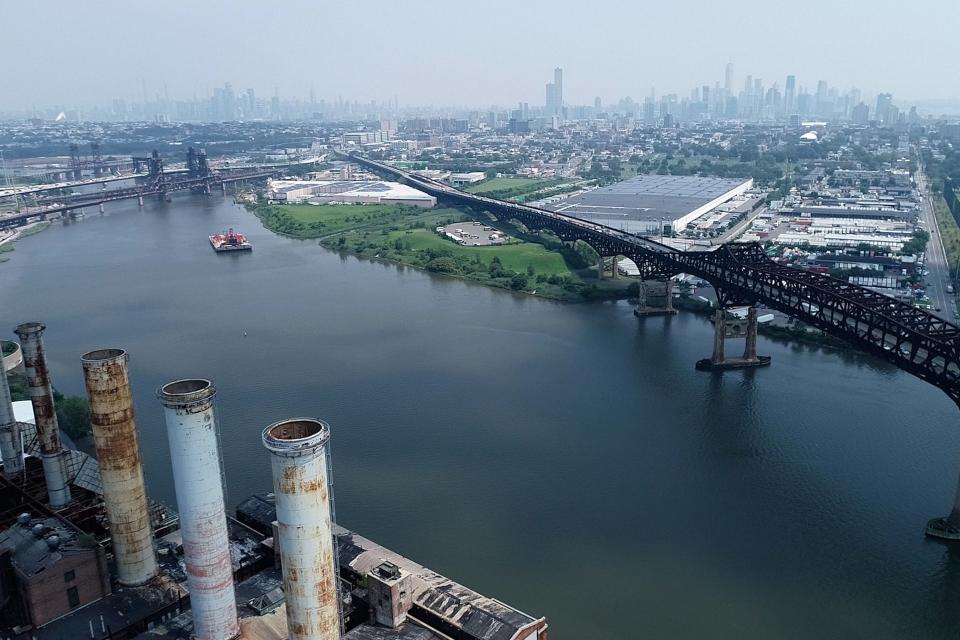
[{"x1": 439, "y1": 221, "x2": 505, "y2": 246}]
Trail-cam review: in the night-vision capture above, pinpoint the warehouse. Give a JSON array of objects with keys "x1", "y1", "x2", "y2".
[
  {"x1": 541, "y1": 174, "x2": 753, "y2": 234},
  {"x1": 268, "y1": 179, "x2": 436, "y2": 207}
]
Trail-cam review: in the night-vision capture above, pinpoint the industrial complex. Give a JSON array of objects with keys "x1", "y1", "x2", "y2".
[
  {"x1": 539, "y1": 174, "x2": 753, "y2": 235},
  {"x1": 267, "y1": 180, "x2": 436, "y2": 208},
  {"x1": 0, "y1": 324, "x2": 548, "y2": 640}
]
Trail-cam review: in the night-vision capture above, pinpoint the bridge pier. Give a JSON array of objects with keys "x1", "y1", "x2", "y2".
[
  {"x1": 98, "y1": 203, "x2": 104, "y2": 214},
  {"x1": 926, "y1": 473, "x2": 960, "y2": 540},
  {"x1": 137, "y1": 196, "x2": 144, "y2": 207},
  {"x1": 696, "y1": 306, "x2": 771, "y2": 371},
  {"x1": 634, "y1": 278, "x2": 679, "y2": 318}
]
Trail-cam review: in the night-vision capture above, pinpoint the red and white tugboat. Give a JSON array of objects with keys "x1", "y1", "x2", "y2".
[{"x1": 209, "y1": 228, "x2": 252, "y2": 252}]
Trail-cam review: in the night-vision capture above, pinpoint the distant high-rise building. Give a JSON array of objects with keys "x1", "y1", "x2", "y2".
[
  {"x1": 545, "y1": 67, "x2": 563, "y2": 117},
  {"x1": 851, "y1": 102, "x2": 870, "y2": 124},
  {"x1": 876, "y1": 93, "x2": 893, "y2": 124},
  {"x1": 784, "y1": 75, "x2": 796, "y2": 115},
  {"x1": 643, "y1": 97, "x2": 655, "y2": 122},
  {"x1": 724, "y1": 62, "x2": 734, "y2": 93},
  {"x1": 594, "y1": 96, "x2": 602, "y2": 112}
]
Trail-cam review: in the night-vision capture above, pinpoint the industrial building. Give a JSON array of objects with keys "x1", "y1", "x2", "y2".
[
  {"x1": 541, "y1": 174, "x2": 753, "y2": 235},
  {"x1": 0, "y1": 323, "x2": 548, "y2": 640},
  {"x1": 268, "y1": 180, "x2": 436, "y2": 207}
]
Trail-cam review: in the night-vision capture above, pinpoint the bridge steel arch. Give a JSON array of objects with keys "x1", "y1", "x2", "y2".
[{"x1": 346, "y1": 153, "x2": 960, "y2": 408}]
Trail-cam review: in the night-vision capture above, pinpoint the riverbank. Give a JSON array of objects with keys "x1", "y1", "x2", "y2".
[
  {"x1": 0, "y1": 221, "x2": 51, "y2": 263},
  {"x1": 248, "y1": 198, "x2": 634, "y2": 302}
]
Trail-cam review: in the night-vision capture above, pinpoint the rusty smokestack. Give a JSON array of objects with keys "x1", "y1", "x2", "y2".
[
  {"x1": 13, "y1": 322, "x2": 71, "y2": 507},
  {"x1": 81, "y1": 348, "x2": 158, "y2": 586},
  {"x1": 262, "y1": 418, "x2": 340, "y2": 640},
  {"x1": 158, "y1": 379, "x2": 239, "y2": 640},
  {"x1": 0, "y1": 341, "x2": 24, "y2": 477}
]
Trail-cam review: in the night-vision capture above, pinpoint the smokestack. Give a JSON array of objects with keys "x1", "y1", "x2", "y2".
[
  {"x1": 158, "y1": 379, "x2": 239, "y2": 640},
  {"x1": 262, "y1": 418, "x2": 340, "y2": 640},
  {"x1": 81, "y1": 349, "x2": 158, "y2": 586},
  {"x1": 13, "y1": 322, "x2": 71, "y2": 507},
  {"x1": 0, "y1": 341, "x2": 24, "y2": 477}
]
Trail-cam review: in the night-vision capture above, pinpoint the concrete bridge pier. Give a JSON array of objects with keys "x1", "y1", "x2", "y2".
[
  {"x1": 137, "y1": 196, "x2": 144, "y2": 207},
  {"x1": 98, "y1": 203, "x2": 104, "y2": 214},
  {"x1": 711, "y1": 308, "x2": 726, "y2": 365},
  {"x1": 696, "y1": 305, "x2": 771, "y2": 371},
  {"x1": 926, "y1": 472, "x2": 960, "y2": 540},
  {"x1": 634, "y1": 278, "x2": 679, "y2": 318},
  {"x1": 743, "y1": 306, "x2": 759, "y2": 361}
]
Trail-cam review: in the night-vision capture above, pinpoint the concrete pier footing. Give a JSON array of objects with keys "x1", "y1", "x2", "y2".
[
  {"x1": 926, "y1": 473, "x2": 960, "y2": 540},
  {"x1": 634, "y1": 279, "x2": 679, "y2": 318},
  {"x1": 696, "y1": 306, "x2": 771, "y2": 371}
]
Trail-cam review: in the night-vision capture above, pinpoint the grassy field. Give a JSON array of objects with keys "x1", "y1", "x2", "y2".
[
  {"x1": 933, "y1": 194, "x2": 960, "y2": 274},
  {"x1": 388, "y1": 229, "x2": 570, "y2": 275},
  {"x1": 252, "y1": 198, "x2": 635, "y2": 301},
  {"x1": 464, "y1": 177, "x2": 564, "y2": 199},
  {"x1": 465, "y1": 177, "x2": 544, "y2": 192},
  {"x1": 254, "y1": 203, "x2": 470, "y2": 239}
]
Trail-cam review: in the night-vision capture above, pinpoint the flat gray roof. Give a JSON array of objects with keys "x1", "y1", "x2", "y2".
[{"x1": 543, "y1": 174, "x2": 750, "y2": 226}]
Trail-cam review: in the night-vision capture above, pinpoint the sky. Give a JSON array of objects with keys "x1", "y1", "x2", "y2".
[{"x1": 2, "y1": 0, "x2": 958, "y2": 111}]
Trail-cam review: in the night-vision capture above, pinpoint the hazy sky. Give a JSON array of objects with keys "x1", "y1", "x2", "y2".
[{"x1": 3, "y1": 0, "x2": 958, "y2": 110}]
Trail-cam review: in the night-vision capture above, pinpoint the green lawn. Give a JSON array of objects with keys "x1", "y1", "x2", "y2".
[
  {"x1": 464, "y1": 177, "x2": 563, "y2": 196},
  {"x1": 276, "y1": 203, "x2": 406, "y2": 231},
  {"x1": 391, "y1": 229, "x2": 570, "y2": 275},
  {"x1": 256, "y1": 203, "x2": 462, "y2": 239}
]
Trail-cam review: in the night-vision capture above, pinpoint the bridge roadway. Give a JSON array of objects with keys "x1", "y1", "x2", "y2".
[{"x1": 344, "y1": 152, "x2": 960, "y2": 408}]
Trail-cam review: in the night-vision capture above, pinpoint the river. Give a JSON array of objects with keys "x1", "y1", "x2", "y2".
[{"x1": 2, "y1": 193, "x2": 960, "y2": 639}]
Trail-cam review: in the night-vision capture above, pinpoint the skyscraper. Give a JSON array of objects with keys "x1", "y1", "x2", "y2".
[
  {"x1": 724, "y1": 62, "x2": 734, "y2": 94},
  {"x1": 545, "y1": 67, "x2": 563, "y2": 117},
  {"x1": 785, "y1": 75, "x2": 796, "y2": 115},
  {"x1": 876, "y1": 93, "x2": 893, "y2": 124}
]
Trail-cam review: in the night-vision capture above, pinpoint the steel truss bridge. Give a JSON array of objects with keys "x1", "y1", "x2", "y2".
[
  {"x1": 346, "y1": 152, "x2": 960, "y2": 407},
  {"x1": 1, "y1": 149, "x2": 281, "y2": 228}
]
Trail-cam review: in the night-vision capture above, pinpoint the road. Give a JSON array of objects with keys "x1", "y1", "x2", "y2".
[{"x1": 916, "y1": 166, "x2": 956, "y2": 320}]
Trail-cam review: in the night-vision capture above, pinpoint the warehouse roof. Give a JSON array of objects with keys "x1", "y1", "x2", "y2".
[{"x1": 543, "y1": 174, "x2": 751, "y2": 224}]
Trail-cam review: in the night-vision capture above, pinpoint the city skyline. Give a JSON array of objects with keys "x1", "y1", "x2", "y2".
[{"x1": 2, "y1": 0, "x2": 959, "y2": 114}]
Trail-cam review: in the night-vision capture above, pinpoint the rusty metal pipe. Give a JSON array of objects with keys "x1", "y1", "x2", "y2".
[
  {"x1": 0, "y1": 344, "x2": 23, "y2": 477},
  {"x1": 262, "y1": 418, "x2": 340, "y2": 640},
  {"x1": 158, "y1": 379, "x2": 239, "y2": 640},
  {"x1": 81, "y1": 348, "x2": 158, "y2": 586},
  {"x1": 14, "y1": 322, "x2": 71, "y2": 507}
]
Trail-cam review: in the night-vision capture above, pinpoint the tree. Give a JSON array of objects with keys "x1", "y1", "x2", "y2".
[
  {"x1": 425, "y1": 257, "x2": 460, "y2": 274},
  {"x1": 510, "y1": 273, "x2": 528, "y2": 290},
  {"x1": 52, "y1": 393, "x2": 92, "y2": 439}
]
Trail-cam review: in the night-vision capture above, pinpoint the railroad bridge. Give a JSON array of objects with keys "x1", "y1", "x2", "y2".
[{"x1": 343, "y1": 152, "x2": 960, "y2": 538}]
